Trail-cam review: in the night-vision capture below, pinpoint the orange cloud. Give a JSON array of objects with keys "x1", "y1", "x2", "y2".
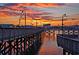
[
  {"x1": 0, "y1": 3, "x2": 79, "y2": 26},
  {"x1": 17, "y1": 3, "x2": 63, "y2": 7},
  {"x1": 0, "y1": 3, "x2": 64, "y2": 19},
  {"x1": 4, "y1": 3, "x2": 64, "y2": 10}
]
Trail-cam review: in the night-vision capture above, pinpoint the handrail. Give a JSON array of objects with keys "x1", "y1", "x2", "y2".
[{"x1": 57, "y1": 34, "x2": 79, "y2": 42}]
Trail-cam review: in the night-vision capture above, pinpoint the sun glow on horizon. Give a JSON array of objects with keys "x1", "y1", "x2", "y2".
[{"x1": 0, "y1": 3, "x2": 79, "y2": 26}]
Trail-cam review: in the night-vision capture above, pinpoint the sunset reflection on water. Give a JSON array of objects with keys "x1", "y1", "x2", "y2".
[{"x1": 38, "y1": 30, "x2": 63, "y2": 55}]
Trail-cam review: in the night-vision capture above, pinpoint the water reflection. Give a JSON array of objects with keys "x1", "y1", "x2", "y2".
[{"x1": 38, "y1": 30, "x2": 63, "y2": 55}]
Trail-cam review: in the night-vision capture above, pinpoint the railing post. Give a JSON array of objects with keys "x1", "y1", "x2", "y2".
[
  {"x1": 8, "y1": 29, "x2": 12, "y2": 55},
  {"x1": 20, "y1": 38, "x2": 22, "y2": 54},
  {"x1": 13, "y1": 30, "x2": 16, "y2": 55},
  {"x1": 24, "y1": 37, "x2": 26, "y2": 54},
  {"x1": 14, "y1": 39, "x2": 16, "y2": 54},
  {"x1": 9, "y1": 40, "x2": 12, "y2": 55},
  {"x1": 16, "y1": 39, "x2": 19, "y2": 55},
  {"x1": 63, "y1": 49, "x2": 66, "y2": 55}
]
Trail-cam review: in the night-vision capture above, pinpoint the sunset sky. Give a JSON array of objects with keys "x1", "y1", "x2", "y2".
[{"x1": 0, "y1": 3, "x2": 79, "y2": 26}]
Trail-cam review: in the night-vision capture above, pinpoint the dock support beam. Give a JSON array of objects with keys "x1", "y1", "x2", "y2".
[{"x1": 63, "y1": 49, "x2": 66, "y2": 55}]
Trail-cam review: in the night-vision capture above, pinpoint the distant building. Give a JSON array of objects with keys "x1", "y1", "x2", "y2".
[
  {"x1": 16, "y1": 25, "x2": 34, "y2": 28},
  {"x1": 42, "y1": 24, "x2": 51, "y2": 29},
  {"x1": 43, "y1": 24, "x2": 51, "y2": 27},
  {"x1": 0, "y1": 24, "x2": 15, "y2": 28}
]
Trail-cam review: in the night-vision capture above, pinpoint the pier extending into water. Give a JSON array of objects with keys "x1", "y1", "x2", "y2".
[{"x1": 0, "y1": 25, "x2": 79, "y2": 55}]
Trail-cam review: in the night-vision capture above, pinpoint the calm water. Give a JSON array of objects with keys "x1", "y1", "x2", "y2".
[{"x1": 38, "y1": 30, "x2": 63, "y2": 55}]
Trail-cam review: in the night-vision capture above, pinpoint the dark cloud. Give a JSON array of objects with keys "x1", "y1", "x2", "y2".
[{"x1": 4, "y1": 3, "x2": 18, "y2": 6}]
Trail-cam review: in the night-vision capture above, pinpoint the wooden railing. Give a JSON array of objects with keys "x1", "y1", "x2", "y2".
[{"x1": 0, "y1": 27, "x2": 43, "y2": 55}]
